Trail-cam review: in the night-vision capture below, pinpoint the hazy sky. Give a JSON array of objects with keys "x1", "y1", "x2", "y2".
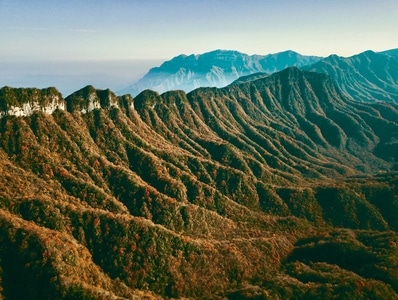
[
  {"x1": 1, "y1": 0, "x2": 397, "y2": 60},
  {"x1": 1, "y1": 0, "x2": 397, "y2": 94}
]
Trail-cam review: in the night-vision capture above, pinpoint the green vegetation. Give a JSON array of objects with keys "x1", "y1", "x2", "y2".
[
  {"x1": 0, "y1": 69, "x2": 398, "y2": 299},
  {"x1": 0, "y1": 86, "x2": 62, "y2": 110}
]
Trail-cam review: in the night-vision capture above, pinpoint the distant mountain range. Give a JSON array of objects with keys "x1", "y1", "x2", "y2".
[
  {"x1": 120, "y1": 48, "x2": 398, "y2": 104},
  {"x1": 119, "y1": 49, "x2": 322, "y2": 96}
]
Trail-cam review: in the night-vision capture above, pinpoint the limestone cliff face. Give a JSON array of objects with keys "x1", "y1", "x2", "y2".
[
  {"x1": 0, "y1": 86, "x2": 64, "y2": 117},
  {"x1": 0, "y1": 86, "x2": 134, "y2": 117},
  {"x1": 64, "y1": 85, "x2": 132, "y2": 113},
  {"x1": 65, "y1": 85, "x2": 112, "y2": 113}
]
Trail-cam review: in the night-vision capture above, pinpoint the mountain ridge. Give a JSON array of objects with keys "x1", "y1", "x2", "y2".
[
  {"x1": 119, "y1": 48, "x2": 398, "y2": 98},
  {"x1": 2, "y1": 67, "x2": 398, "y2": 172},
  {"x1": 1, "y1": 67, "x2": 398, "y2": 298},
  {"x1": 303, "y1": 50, "x2": 398, "y2": 103},
  {"x1": 120, "y1": 49, "x2": 322, "y2": 96}
]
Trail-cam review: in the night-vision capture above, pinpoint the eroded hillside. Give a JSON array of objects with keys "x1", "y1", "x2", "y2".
[
  {"x1": 304, "y1": 50, "x2": 398, "y2": 103},
  {"x1": 0, "y1": 68, "x2": 397, "y2": 299}
]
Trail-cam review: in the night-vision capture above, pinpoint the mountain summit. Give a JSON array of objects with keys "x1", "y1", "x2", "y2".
[{"x1": 120, "y1": 49, "x2": 322, "y2": 96}]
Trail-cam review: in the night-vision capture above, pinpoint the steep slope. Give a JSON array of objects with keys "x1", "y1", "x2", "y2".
[
  {"x1": 0, "y1": 86, "x2": 64, "y2": 117},
  {"x1": 121, "y1": 49, "x2": 321, "y2": 96},
  {"x1": 1, "y1": 69, "x2": 398, "y2": 298},
  {"x1": 304, "y1": 50, "x2": 398, "y2": 103},
  {"x1": 379, "y1": 48, "x2": 398, "y2": 60},
  {"x1": 138, "y1": 67, "x2": 397, "y2": 178}
]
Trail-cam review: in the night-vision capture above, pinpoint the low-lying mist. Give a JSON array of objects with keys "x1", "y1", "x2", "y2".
[{"x1": 0, "y1": 58, "x2": 163, "y2": 97}]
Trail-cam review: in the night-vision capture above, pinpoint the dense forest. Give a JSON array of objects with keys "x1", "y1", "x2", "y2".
[{"x1": 0, "y1": 68, "x2": 397, "y2": 299}]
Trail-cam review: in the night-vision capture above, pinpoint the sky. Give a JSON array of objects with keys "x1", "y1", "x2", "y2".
[{"x1": 1, "y1": 0, "x2": 397, "y2": 95}]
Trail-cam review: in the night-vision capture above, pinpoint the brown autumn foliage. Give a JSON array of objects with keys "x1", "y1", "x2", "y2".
[{"x1": 0, "y1": 69, "x2": 398, "y2": 298}]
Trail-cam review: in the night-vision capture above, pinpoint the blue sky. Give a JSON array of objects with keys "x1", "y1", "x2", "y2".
[
  {"x1": 1, "y1": 0, "x2": 397, "y2": 60},
  {"x1": 1, "y1": 0, "x2": 397, "y2": 94}
]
